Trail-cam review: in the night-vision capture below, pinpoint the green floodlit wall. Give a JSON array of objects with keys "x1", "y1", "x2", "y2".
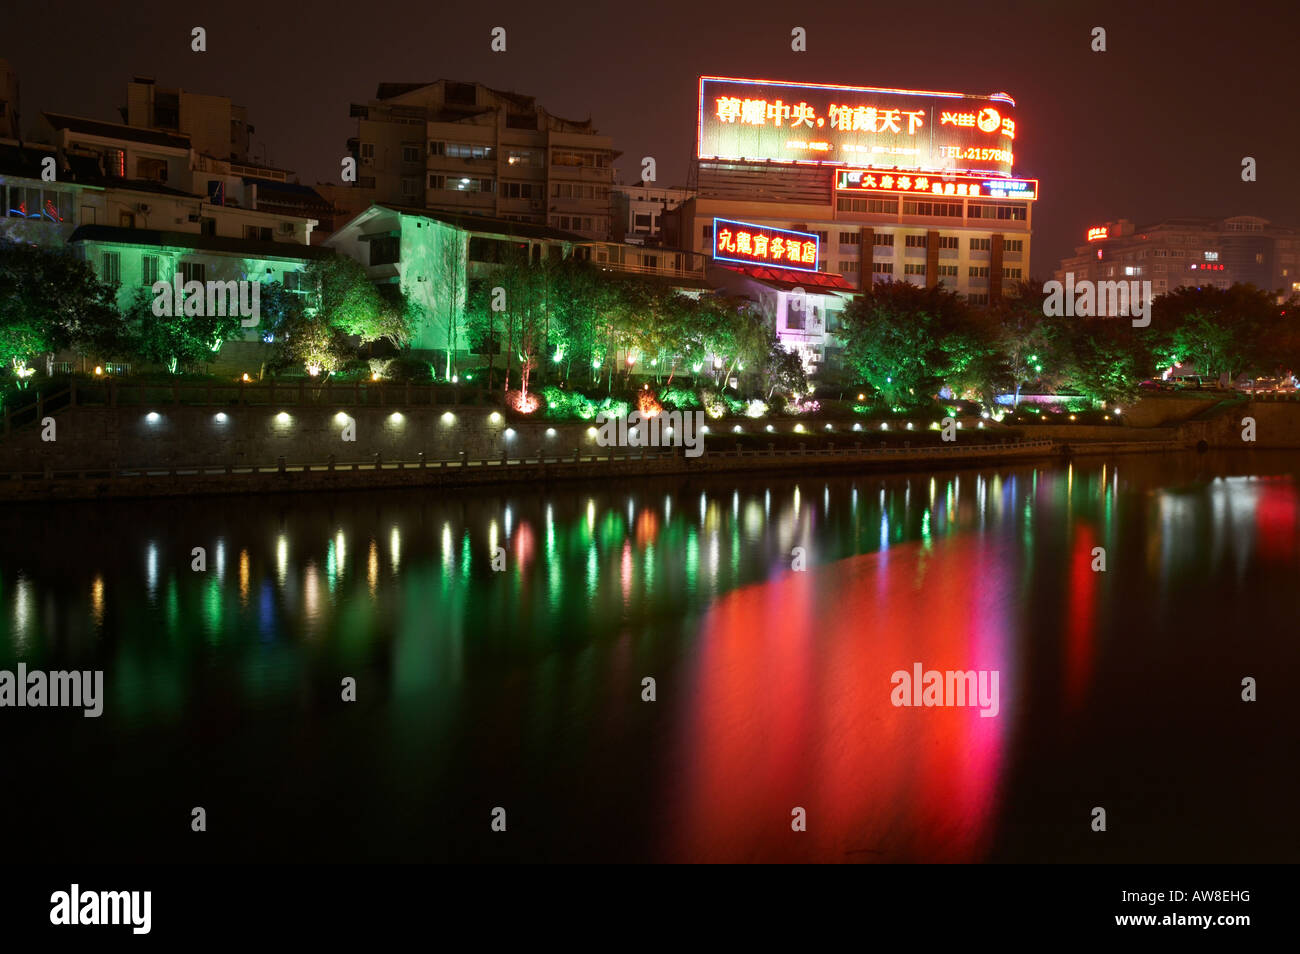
[{"x1": 400, "y1": 215, "x2": 467, "y2": 355}]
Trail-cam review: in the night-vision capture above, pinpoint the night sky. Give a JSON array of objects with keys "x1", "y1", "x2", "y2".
[{"x1": 4, "y1": 0, "x2": 1297, "y2": 270}]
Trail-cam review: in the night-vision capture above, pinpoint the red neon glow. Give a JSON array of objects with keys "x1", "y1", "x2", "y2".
[
  {"x1": 1087, "y1": 226, "x2": 1109, "y2": 242},
  {"x1": 666, "y1": 535, "x2": 1009, "y2": 862},
  {"x1": 713, "y1": 217, "x2": 819, "y2": 271}
]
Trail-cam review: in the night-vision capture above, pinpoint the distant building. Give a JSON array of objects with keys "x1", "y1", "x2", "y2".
[
  {"x1": 345, "y1": 80, "x2": 618, "y2": 240},
  {"x1": 1055, "y1": 216, "x2": 1300, "y2": 300},
  {"x1": 611, "y1": 183, "x2": 693, "y2": 244}
]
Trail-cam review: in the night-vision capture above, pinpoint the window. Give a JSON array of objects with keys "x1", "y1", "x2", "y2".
[
  {"x1": 703, "y1": 224, "x2": 714, "y2": 241},
  {"x1": 505, "y1": 148, "x2": 543, "y2": 167},
  {"x1": 904, "y1": 264, "x2": 926, "y2": 275},
  {"x1": 937, "y1": 264, "x2": 958, "y2": 277},
  {"x1": 904, "y1": 234, "x2": 927, "y2": 248},
  {"x1": 937, "y1": 235, "x2": 959, "y2": 249},
  {"x1": 552, "y1": 150, "x2": 610, "y2": 168},
  {"x1": 839, "y1": 231, "x2": 861, "y2": 245},
  {"x1": 243, "y1": 225, "x2": 272, "y2": 241},
  {"x1": 359, "y1": 176, "x2": 376, "y2": 189},
  {"x1": 402, "y1": 145, "x2": 422, "y2": 163},
  {"x1": 872, "y1": 262, "x2": 894, "y2": 274},
  {"x1": 838, "y1": 260, "x2": 860, "y2": 273},
  {"x1": 429, "y1": 141, "x2": 445, "y2": 156},
  {"x1": 142, "y1": 255, "x2": 160, "y2": 286},
  {"x1": 971, "y1": 203, "x2": 1027, "y2": 221},
  {"x1": 284, "y1": 271, "x2": 305, "y2": 293},
  {"x1": 135, "y1": 157, "x2": 168, "y2": 182},
  {"x1": 360, "y1": 143, "x2": 375, "y2": 162},
  {"x1": 970, "y1": 238, "x2": 992, "y2": 251},
  {"x1": 502, "y1": 181, "x2": 537, "y2": 200},
  {"x1": 445, "y1": 142, "x2": 493, "y2": 160},
  {"x1": 969, "y1": 266, "x2": 990, "y2": 278},
  {"x1": 968, "y1": 293, "x2": 989, "y2": 305},
  {"x1": 444, "y1": 176, "x2": 494, "y2": 193},
  {"x1": 634, "y1": 212, "x2": 653, "y2": 230},
  {"x1": 119, "y1": 211, "x2": 136, "y2": 228},
  {"x1": 903, "y1": 200, "x2": 962, "y2": 217},
  {"x1": 1004, "y1": 239, "x2": 1023, "y2": 252},
  {"x1": 102, "y1": 252, "x2": 121, "y2": 284},
  {"x1": 370, "y1": 236, "x2": 399, "y2": 266},
  {"x1": 872, "y1": 233, "x2": 895, "y2": 247},
  {"x1": 180, "y1": 262, "x2": 206, "y2": 284},
  {"x1": 401, "y1": 177, "x2": 420, "y2": 197},
  {"x1": 1002, "y1": 267, "x2": 1023, "y2": 279}
]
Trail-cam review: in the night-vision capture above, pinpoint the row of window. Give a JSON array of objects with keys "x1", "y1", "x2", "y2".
[
  {"x1": 98, "y1": 252, "x2": 306, "y2": 290},
  {"x1": 366, "y1": 141, "x2": 611, "y2": 168},
  {"x1": 835, "y1": 197, "x2": 1028, "y2": 221},
  {"x1": 833, "y1": 231, "x2": 1021, "y2": 252},
  {"x1": 552, "y1": 215, "x2": 602, "y2": 232}
]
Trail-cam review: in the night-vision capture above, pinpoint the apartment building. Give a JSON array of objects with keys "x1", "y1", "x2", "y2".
[
  {"x1": 1055, "y1": 216, "x2": 1300, "y2": 300},
  {"x1": 346, "y1": 80, "x2": 618, "y2": 240}
]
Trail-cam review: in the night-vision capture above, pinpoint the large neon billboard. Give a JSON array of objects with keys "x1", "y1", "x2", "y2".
[
  {"x1": 698, "y1": 76, "x2": 1017, "y2": 176},
  {"x1": 835, "y1": 168, "x2": 1038, "y2": 200},
  {"x1": 712, "y1": 218, "x2": 819, "y2": 272}
]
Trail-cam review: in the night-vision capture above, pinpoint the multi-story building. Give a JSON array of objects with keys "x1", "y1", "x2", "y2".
[
  {"x1": 345, "y1": 80, "x2": 618, "y2": 240},
  {"x1": 2, "y1": 135, "x2": 327, "y2": 372},
  {"x1": 668, "y1": 76, "x2": 1039, "y2": 369},
  {"x1": 1055, "y1": 216, "x2": 1300, "y2": 300},
  {"x1": 611, "y1": 183, "x2": 693, "y2": 244},
  {"x1": 123, "y1": 75, "x2": 252, "y2": 163}
]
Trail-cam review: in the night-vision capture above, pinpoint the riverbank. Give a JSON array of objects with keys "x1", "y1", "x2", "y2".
[{"x1": 0, "y1": 438, "x2": 1062, "y2": 502}]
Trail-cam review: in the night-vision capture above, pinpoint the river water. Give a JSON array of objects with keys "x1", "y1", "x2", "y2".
[{"x1": 2, "y1": 451, "x2": 1297, "y2": 862}]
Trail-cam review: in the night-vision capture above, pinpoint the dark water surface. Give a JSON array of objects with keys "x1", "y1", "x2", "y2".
[{"x1": 2, "y1": 452, "x2": 1298, "y2": 862}]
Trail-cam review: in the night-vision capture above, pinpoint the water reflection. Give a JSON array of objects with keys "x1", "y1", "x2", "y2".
[{"x1": 1, "y1": 451, "x2": 1298, "y2": 862}]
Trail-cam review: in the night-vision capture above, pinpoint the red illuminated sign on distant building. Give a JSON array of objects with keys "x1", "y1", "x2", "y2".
[
  {"x1": 1087, "y1": 227, "x2": 1109, "y2": 242},
  {"x1": 712, "y1": 218, "x2": 819, "y2": 272},
  {"x1": 835, "y1": 168, "x2": 1038, "y2": 200},
  {"x1": 1191, "y1": 263, "x2": 1225, "y2": 271}
]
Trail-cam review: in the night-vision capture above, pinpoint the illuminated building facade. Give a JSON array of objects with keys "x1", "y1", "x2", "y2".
[
  {"x1": 344, "y1": 80, "x2": 618, "y2": 242},
  {"x1": 672, "y1": 76, "x2": 1038, "y2": 368},
  {"x1": 1055, "y1": 216, "x2": 1300, "y2": 300},
  {"x1": 326, "y1": 203, "x2": 709, "y2": 366}
]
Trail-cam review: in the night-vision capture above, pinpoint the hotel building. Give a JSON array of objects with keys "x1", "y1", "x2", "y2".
[{"x1": 668, "y1": 76, "x2": 1039, "y2": 369}]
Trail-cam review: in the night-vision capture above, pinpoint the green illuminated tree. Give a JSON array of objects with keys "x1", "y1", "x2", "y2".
[{"x1": 127, "y1": 288, "x2": 245, "y2": 374}]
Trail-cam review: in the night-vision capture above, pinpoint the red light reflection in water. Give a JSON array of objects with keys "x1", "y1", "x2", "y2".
[
  {"x1": 667, "y1": 536, "x2": 1016, "y2": 862},
  {"x1": 1064, "y1": 525, "x2": 1097, "y2": 713},
  {"x1": 1255, "y1": 480, "x2": 1297, "y2": 562}
]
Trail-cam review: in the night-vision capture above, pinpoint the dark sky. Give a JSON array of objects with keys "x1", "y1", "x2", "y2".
[{"x1": 4, "y1": 0, "x2": 1297, "y2": 271}]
